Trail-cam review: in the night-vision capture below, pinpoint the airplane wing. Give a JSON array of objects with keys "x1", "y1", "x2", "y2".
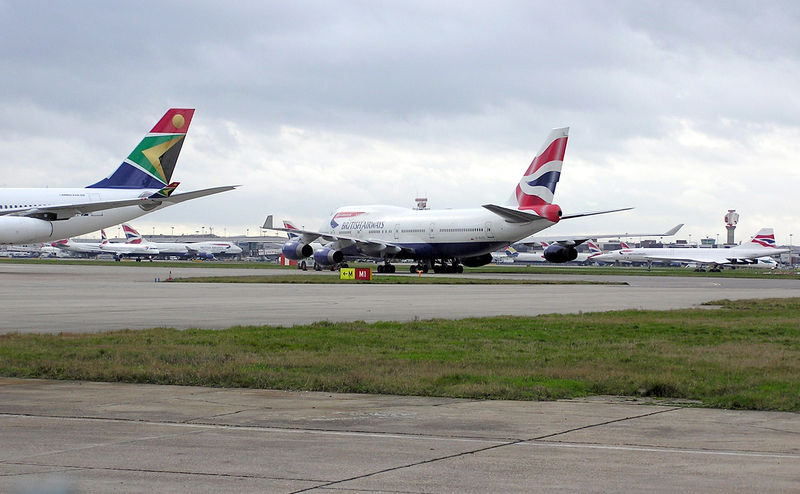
[
  {"x1": 1, "y1": 185, "x2": 237, "y2": 221},
  {"x1": 521, "y1": 224, "x2": 684, "y2": 247},
  {"x1": 262, "y1": 216, "x2": 411, "y2": 256}
]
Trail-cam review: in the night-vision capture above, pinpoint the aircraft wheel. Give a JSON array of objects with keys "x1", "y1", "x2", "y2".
[
  {"x1": 377, "y1": 265, "x2": 384, "y2": 273},
  {"x1": 300, "y1": 260, "x2": 307, "y2": 271},
  {"x1": 456, "y1": 265, "x2": 463, "y2": 273},
  {"x1": 422, "y1": 265, "x2": 429, "y2": 273},
  {"x1": 389, "y1": 264, "x2": 396, "y2": 273},
  {"x1": 409, "y1": 265, "x2": 417, "y2": 273}
]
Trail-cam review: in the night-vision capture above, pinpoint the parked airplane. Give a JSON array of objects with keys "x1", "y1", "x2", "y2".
[
  {"x1": 0, "y1": 108, "x2": 235, "y2": 245},
  {"x1": 592, "y1": 228, "x2": 789, "y2": 271},
  {"x1": 492, "y1": 245, "x2": 546, "y2": 264},
  {"x1": 122, "y1": 224, "x2": 243, "y2": 259},
  {"x1": 51, "y1": 231, "x2": 108, "y2": 256},
  {"x1": 99, "y1": 229, "x2": 160, "y2": 260},
  {"x1": 266, "y1": 127, "x2": 631, "y2": 273}
]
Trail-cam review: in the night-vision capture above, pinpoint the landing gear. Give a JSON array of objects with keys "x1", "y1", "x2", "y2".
[
  {"x1": 410, "y1": 263, "x2": 429, "y2": 273},
  {"x1": 377, "y1": 262, "x2": 396, "y2": 273},
  {"x1": 299, "y1": 260, "x2": 308, "y2": 271},
  {"x1": 432, "y1": 260, "x2": 462, "y2": 274}
]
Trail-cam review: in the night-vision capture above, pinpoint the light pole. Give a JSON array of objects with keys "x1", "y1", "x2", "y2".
[{"x1": 171, "y1": 226, "x2": 174, "y2": 237}]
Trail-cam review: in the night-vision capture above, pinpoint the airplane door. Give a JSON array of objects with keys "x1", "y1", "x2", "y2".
[
  {"x1": 485, "y1": 221, "x2": 494, "y2": 239},
  {"x1": 394, "y1": 224, "x2": 400, "y2": 240},
  {"x1": 429, "y1": 223, "x2": 435, "y2": 239}
]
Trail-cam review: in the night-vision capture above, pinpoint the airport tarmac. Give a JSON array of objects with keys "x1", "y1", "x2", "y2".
[
  {"x1": 0, "y1": 262, "x2": 798, "y2": 333},
  {"x1": 1, "y1": 378, "x2": 798, "y2": 493},
  {"x1": 1, "y1": 263, "x2": 799, "y2": 492}
]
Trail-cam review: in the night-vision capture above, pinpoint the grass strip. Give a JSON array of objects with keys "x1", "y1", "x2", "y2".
[
  {"x1": 2, "y1": 298, "x2": 799, "y2": 411},
  {"x1": 3, "y1": 258, "x2": 798, "y2": 279},
  {"x1": 172, "y1": 274, "x2": 626, "y2": 285}
]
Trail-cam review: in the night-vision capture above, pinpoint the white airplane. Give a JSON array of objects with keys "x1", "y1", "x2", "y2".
[
  {"x1": 0, "y1": 108, "x2": 235, "y2": 245},
  {"x1": 51, "y1": 231, "x2": 108, "y2": 256},
  {"x1": 266, "y1": 127, "x2": 631, "y2": 273},
  {"x1": 99, "y1": 230, "x2": 160, "y2": 260},
  {"x1": 492, "y1": 245, "x2": 546, "y2": 264},
  {"x1": 592, "y1": 228, "x2": 789, "y2": 271},
  {"x1": 121, "y1": 224, "x2": 242, "y2": 259}
]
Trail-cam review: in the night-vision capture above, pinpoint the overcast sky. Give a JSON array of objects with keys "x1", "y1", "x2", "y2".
[{"x1": 1, "y1": 1, "x2": 798, "y2": 243}]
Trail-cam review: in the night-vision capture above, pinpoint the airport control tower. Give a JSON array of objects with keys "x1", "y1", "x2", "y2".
[{"x1": 724, "y1": 209, "x2": 739, "y2": 245}]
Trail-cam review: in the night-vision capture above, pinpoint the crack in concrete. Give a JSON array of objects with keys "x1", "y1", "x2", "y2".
[{"x1": 287, "y1": 407, "x2": 685, "y2": 493}]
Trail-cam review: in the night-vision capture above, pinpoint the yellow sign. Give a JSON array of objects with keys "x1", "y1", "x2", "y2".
[{"x1": 339, "y1": 268, "x2": 355, "y2": 280}]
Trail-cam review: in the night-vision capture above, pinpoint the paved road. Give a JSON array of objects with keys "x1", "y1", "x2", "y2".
[
  {"x1": 1, "y1": 378, "x2": 798, "y2": 493},
  {"x1": 0, "y1": 262, "x2": 798, "y2": 333}
]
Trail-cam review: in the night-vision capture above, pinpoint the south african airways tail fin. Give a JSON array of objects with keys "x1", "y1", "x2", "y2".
[{"x1": 87, "y1": 109, "x2": 194, "y2": 189}]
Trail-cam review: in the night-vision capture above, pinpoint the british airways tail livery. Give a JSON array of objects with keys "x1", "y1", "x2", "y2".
[
  {"x1": 0, "y1": 109, "x2": 236, "y2": 244},
  {"x1": 267, "y1": 127, "x2": 630, "y2": 273}
]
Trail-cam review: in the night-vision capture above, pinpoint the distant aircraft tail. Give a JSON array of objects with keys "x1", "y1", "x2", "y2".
[
  {"x1": 620, "y1": 242, "x2": 631, "y2": 249},
  {"x1": 100, "y1": 230, "x2": 108, "y2": 245},
  {"x1": 506, "y1": 127, "x2": 568, "y2": 221},
  {"x1": 586, "y1": 241, "x2": 603, "y2": 256},
  {"x1": 283, "y1": 220, "x2": 301, "y2": 239},
  {"x1": 122, "y1": 224, "x2": 144, "y2": 244},
  {"x1": 87, "y1": 108, "x2": 195, "y2": 189},
  {"x1": 503, "y1": 245, "x2": 519, "y2": 258},
  {"x1": 747, "y1": 228, "x2": 777, "y2": 248}
]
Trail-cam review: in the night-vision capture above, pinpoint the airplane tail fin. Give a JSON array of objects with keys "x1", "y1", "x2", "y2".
[
  {"x1": 506, "y1": 127, "x2": 568, "y2": 221},
  {"x1": 747, "y1": 228, "x2": 777, "y2": 248},
  {"x1": 122, "y1": 224, "x2": 144, "y2": 244},
  {"x1": 504, "y1": 245, "x2": 519, "y2": 258},
  {"x1": 100, "y1": 230, "x2": 108, "y2": 245},
  {"x1": 620, "y1": 242, "x2": 631, "y2": 249},
  {"x1": 87, "y1": 109, "x2": 195, "y2": 189},
  {"x1": 586, "y1": 241, "x2": 603, "y2": 255},
  {"x1": 283, "y1": 220, "x2": 301, "y2": 239}
]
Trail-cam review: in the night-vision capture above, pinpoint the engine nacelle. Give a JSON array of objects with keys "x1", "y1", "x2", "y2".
[
  {"x1": 196, "y1": 252, "x2": 214, "y2": 260},
  {"x1": 282, "y1": 240, "x2": 313, "y2": 260},
  {"x1": 0, "y1": 216, "x2": 54, "y2": 244},
  {"x1": 543, "y1": 244, "x2": 578, "y2": 263},
  {"x1": 313, "y1": 247, "x2": 344, "y2": 266},
  {"x1": 461, "y1": 253, "x2": 494, "y2": 267}
]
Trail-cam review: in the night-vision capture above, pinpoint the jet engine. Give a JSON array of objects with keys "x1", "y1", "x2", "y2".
[
  {"x1": 313, "y1": 247, "x2": 344, "y2": 266},
  {"x1": 282, "y1": 240, "x2": 313, "y2": 260},
  {"x1": 543, "y1": 244, "x2": 578, "y2": 263},
  {"x1": 0, "y1": 217, "x2": 54, "y2": 244},
  {"x1": 461, "y1": 253, "x2": 494, "y2": 267}
]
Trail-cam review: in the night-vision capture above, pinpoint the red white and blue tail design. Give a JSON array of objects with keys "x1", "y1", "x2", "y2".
[
  {"x1": 122, "y1": 224, "x2": 143, "y2": 244},
  {"x1": 748, "y1": 228, "x2": 777, "y2": 248},
  {"x1": 283, "y1": 220, "x2": 300, "y2": 239},
  {"x1": 510, "y1": 127, "x2": 568, "y2": 211},
  {"x1": 586, "y1": 241, "x2": 603, "y2": 257}
]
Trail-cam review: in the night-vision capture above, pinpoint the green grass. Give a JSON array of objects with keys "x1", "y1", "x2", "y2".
[
  {"x1": 2, "y1": 298, "x2": 799, "y2": 411},
  {"x1": 173, "y1": 274, "x2": 626, "y2": 285},
  {"x1": 3, "y1": 257, "x2": 798, "y2": 279}
]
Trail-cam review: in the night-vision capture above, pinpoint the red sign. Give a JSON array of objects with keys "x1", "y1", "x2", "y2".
[{"x1": 355, "y1": 268, "x2": 372, "y2": 280}]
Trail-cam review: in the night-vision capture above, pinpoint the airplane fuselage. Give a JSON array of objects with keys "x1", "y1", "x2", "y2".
[
  {"x1": 0, "y1": 187, "x2": 164, "y2": 244},
  {"x1": 320, "y1": 205, "x2": 556, "y2": 261}
]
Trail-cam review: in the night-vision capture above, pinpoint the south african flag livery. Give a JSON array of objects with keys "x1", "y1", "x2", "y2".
[{"x1": 87, "y1": 109, "x2": 194, "y2": 189}]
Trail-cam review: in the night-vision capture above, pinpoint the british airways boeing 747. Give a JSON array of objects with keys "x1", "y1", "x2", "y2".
[{"x1": 267, "y1": 127, "x2": 630, "y2": 273}]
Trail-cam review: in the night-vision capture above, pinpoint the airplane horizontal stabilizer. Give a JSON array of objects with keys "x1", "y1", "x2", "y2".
[
  {"x1": 481, "y1": 204, "x2": 550, "y2": 224},
  {"x1": 560, "y1": 207, "x2": 633, "y2": 220},
  {"x1": 3, "y1": 185, "x2": 237, "y2": 221}
]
